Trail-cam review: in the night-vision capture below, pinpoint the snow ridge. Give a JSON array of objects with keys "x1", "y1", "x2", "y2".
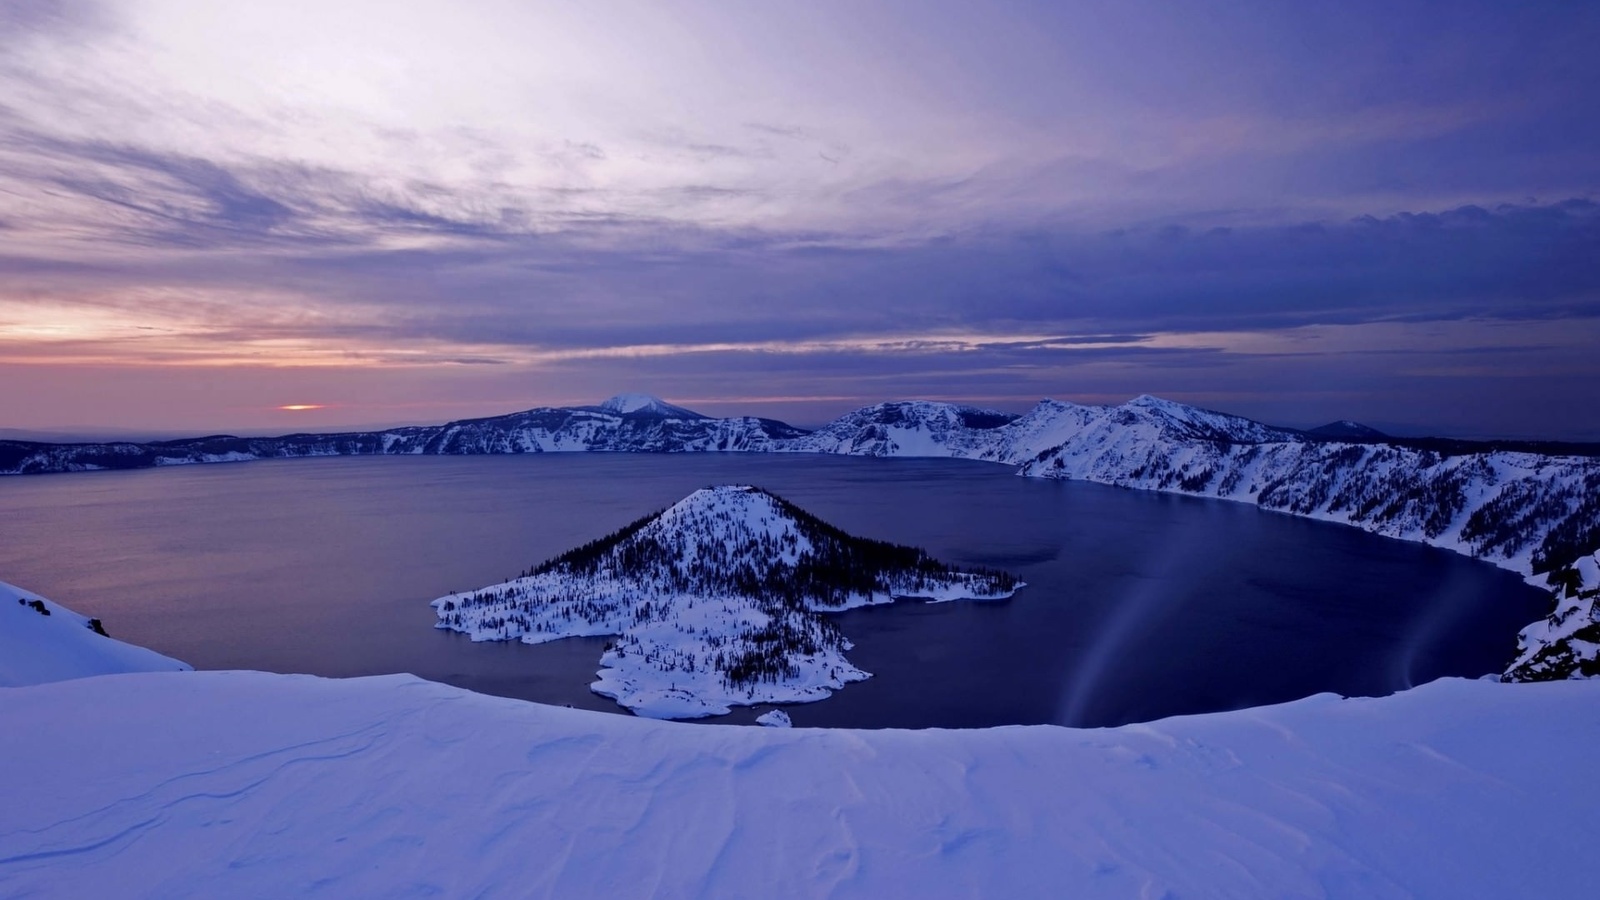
[
  {"x1": 0, "y1": 398, "x2": 801, "y2": 473},
  {"x1": 432, "y1": 485, "x2": 1021, "y2": 719},
  {"x1": 781, "y1": 400, "x2": 1019, "y2": 457}
]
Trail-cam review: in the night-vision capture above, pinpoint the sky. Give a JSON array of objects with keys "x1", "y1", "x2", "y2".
[{"x1": 2, "y1": 0, "x2": 1598, "y2": 439}]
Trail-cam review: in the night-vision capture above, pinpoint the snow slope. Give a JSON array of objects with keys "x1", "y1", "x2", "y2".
[
  {"x1": 0, "y1": 580, "x2": 189, "y2": 687},
  {"x1": 1014, "y1": 412, "x2": 1599, "y2": 574},
  {"x1": 2, "y1": 671, "x2": 1597, "y2": 898},
  {"x1": 782, "y1": 400, "x2": 1020, "y2": 457},
  {"x1": 1506, "y1": 549, "x2": 1600, "y2": 680},
  {"x1": 433, "y1": 486, "x2": 1019, "y2": 718}
]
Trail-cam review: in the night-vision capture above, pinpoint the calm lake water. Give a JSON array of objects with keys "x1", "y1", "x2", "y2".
[{"x1": 0, "y1": 454, "x2": 1552, "y2": 728}]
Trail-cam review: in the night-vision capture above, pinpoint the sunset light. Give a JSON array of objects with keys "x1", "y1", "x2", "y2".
[
  {"x1": 0, "y1": 1, "x2": 1594, "y2": 437},
  {"x1": 3, "y1": 4, "x2": 1599, "y2": 897}
]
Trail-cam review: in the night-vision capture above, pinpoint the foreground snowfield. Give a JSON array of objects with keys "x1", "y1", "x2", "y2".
[{"x1": 3, "y1": 671, "x2": 1598, "y2": 898}]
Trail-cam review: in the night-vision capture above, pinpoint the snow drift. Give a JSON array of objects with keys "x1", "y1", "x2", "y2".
[{"x1": 2, "y1": 671, "x2": 1597, "y2": 898}]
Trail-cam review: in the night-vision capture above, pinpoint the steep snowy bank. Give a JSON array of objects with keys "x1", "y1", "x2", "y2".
[
  {"x1": 3, "y1": 672, "x2": 1597, "y2": 898},
  {"x1": 1010, "y1": 397, "x2": 1600, "y2": 581},
  {"x1": 1506, "y1": 549, "x2": 1600, "y2": 680},
  {"x1": 433, "y1": 486, "x2": 1020, "y2": 718},
  {"x1": 0, "y1": 580, "x2": 189, "y2": 687}
]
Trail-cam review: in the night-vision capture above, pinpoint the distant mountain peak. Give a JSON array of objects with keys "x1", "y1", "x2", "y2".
[
  {"x1": 1127, "y1": 393, "x2": 1169, "y2": 406},
  {"x1": 1307, "y1": 420, "x2": 1388, "y2": 440},
  {"x1": 1123, "y1": 394, "x2": 1215, "y2": 416},
  {"x1": 1114, "y1": 393, "x2": 1301, "y2": 443},
  {"x1": 597, "y1": 394, "x2": 705, "y2": 418},
  {"x1": 1123, "y1": 394, "x2": 1206, "y2": 418}
]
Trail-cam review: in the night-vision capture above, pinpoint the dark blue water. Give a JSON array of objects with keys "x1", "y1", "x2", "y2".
[{"x1": 0, "y1": 454, "x2": 1551, "y2": 728}]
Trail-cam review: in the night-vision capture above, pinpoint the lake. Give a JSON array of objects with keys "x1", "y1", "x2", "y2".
[{"x1": 0, "y1": 453, "x2": 1552, "y2": 727}]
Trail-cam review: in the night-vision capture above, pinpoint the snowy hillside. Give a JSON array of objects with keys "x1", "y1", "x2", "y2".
[
  {"x1": 782, "y1": 400, "x2": 1019, "y2": 457},
  {"x1": 433, "y1": 486, "x2": 1019, "y2": 718},
  {"x1": 3, "y1": 671, "x2": 1598, "y2": 897},
  {"x1": 0, "y1": 580, "x2": 189, "y2": 687},
  {"x1": 792, "y1": 395, "x2": 1599, "y2": 574},
  {"x1": 1009, "y1": 407, "x2": 1600, "y2": 578},
  {"x1": 784, "y1": 394, "x2": 1301, "y2": 462},
  {"x1": 998, "y1": 402, "x2": 1600, "y2": 676},
  {"x1": 794, "y1": 395, "x2": 1600, "y2": 675},
  {"x1": 1506, "y1": 549, "x2": 1600, "y2": 681}
]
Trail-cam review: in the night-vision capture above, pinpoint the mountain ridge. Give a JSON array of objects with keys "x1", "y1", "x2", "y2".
[
  {"x1": 1307, "y1": 420, "x2": 1388, "y2": 440},
  {"x1": 7, "y1": 394, "x2": 1599, "y2": 473},
  {"x1": 7, "y1": 392, "x2": 1599, "y2": 682}
]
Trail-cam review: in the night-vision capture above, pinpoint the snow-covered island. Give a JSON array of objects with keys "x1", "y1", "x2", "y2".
[{"x1": 432, "y1": 485, "x2": 1021, "y2": 719}]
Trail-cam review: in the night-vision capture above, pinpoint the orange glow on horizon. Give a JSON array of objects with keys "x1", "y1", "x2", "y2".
[{"x1": 277, "y1": 404, "x2": 326, "y2": 411}]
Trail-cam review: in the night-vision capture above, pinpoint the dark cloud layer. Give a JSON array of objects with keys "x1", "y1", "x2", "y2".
[{"x1": 6, "y1": 119, "x2": 1599, "y2": 358}]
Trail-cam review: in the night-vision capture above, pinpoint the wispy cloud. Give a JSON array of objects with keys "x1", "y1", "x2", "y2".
[{"x1": 2, "y1": 0, "x2": 1598, "y2": 435}]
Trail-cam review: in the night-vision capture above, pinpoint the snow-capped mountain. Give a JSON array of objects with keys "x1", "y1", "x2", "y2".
[
  {"x1": 781, "y1": 394, "x2": 1304, "y2": 463},
  {"x1": 380, "y1": 400, "x2": 801, "y2": 454},
  {"x1": 781, "y1": 400, "x2": 1020, "y2": 457},
  {"x1": 1, "y1": 580, "x2": 190, "y2": 687},
  {"x1": 433, "y1": 485, "x2": 1020, "y2": 719},
  {"x1": 0, "y1": 394, "x2": 806, "y2": 473},
  {"x1": 595, "y1": 393, "x2": 706, "y2": 418}
]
